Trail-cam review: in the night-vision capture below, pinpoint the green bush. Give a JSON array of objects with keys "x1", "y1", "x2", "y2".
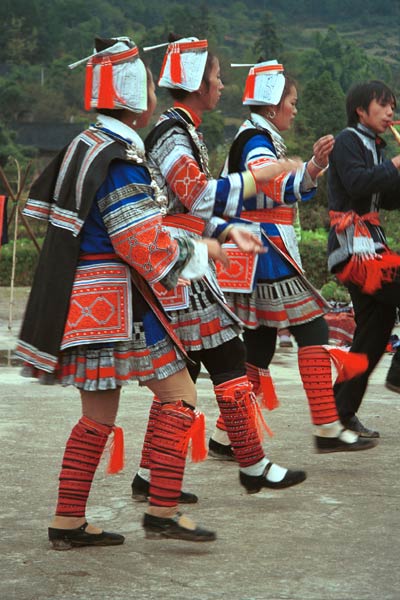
[
  {"x1": 298, "y1": 231, "x2": 332, "y2": 290},
  {"x1": 0, "y1": 239, "x2": 41, "y2": 286}
]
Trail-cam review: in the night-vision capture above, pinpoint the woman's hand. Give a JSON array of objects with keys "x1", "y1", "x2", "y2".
[
  {"x1": 308, "y1": 134, "x2": 335, "y2": 178},
  {"x1": 228, "y1": 227, "x2": 266, "y2": 254},
  {"x1": 202, "y1": 239, "x2": 230, "y2": 268}
]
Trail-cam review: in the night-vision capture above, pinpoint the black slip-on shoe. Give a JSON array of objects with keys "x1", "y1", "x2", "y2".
[
  {"x1": 315, "y1": 435, "x2": 378, "y2": 454},
  {"x1": 342, "y1": 415, "x2": 380, "y2": 438},
  {"x1": 208, "y1": 438, "x2": 236, "y2": 461},
  {"x1": 131, "y1": 473, "x2": 198, "y2": 504},
  {"x1": 239, "y1": 463, "x2": 306, "y2": 494},
  {"x1": 48, "y1": 522, "x2": 124, "y2": 550},
  {"x1": 142, "y1": 512, "x2": 216, "y2": 542}
]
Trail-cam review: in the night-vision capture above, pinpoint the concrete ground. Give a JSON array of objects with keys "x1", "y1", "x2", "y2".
[{"x1": 1, "y1": 287, "x2": 399, "y2": 600}]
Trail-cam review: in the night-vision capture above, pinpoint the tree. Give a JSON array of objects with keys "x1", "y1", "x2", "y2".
[{"x1": 253, "y1": 11, "x2": 282, "y2": 61}]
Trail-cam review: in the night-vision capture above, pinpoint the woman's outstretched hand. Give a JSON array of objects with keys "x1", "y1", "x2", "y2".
[
  {"x1": 228, "y1": 227, "x2": 266, "y2": 254},
  {"x1": 203, "y1": 239, "x2": 230, "y2": 268},
  {"x1": 308, "y1": 134, "x2": 335, "y2": 178}
]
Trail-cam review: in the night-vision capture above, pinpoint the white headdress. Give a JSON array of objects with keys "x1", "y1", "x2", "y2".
[
  {"x1": 236, "y1": 60, "x2": 285, "y2": 106},
  {"x1": 69, "y1": 37, "x2": 147, "y2": 113},
  {"x1": 144, "y1": 37, "x2": 208, "y2": 92}
]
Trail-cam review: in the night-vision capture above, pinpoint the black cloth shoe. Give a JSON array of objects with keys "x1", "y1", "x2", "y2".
[
  {"x1": 131, "y1": 473, "x2": 198, "y2": 504},
  {"x1": 239, "y1": 463, "x2": 306, "y2": 494},
  {"x1": 342, "y1": 415, "x2": 380, "y2": 438},
  {"x1": 385, "y1": 353, "x2": 400, "y2": 393},
  {"x1": 142, "y1": 512, "x2": 216, "y2": 542},
  {"x1": 315, "y1": 434, "x2": 378, "y2": 453},
  {"x1": 208, "y1": 438, "x2": 236, "y2": 461},
  {"x1": 48, "y1": 522, "x2": 125, "y2": 550}
]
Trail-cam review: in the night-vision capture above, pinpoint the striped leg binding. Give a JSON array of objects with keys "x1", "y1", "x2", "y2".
[
  {"x1": 213, "y1": 376, "x2": 266, "y2": 468},
  {"x1": 298, "y1": 346, "x2": 340, "y2": 425},
  {"x1": 139, "y1": 396, "x2": 162, "y2": 470},
  {"x1": 149, "y1": 402, "x2": 206, "y2": 508},
  {"x1": 55, "y1": 416, "x2": 112, "y2": 517}
]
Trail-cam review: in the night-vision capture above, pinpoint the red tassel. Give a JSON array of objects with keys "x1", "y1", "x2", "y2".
[
  {"x1": 84, "y1": 61, "x2": 93, "y2": 111},
  {"x1": 241, "y1": 386, "x2": 274, "y2": 440},
  {"x1": 170, "y1": 46, "x2": 182, "y2": 84},
  {"x1": 176, "y1": 409, "x2": 207, "y2": 462},
  {"x1": 259, "y1": 369, "x2": 279, "y2": 411},
  {"x1": 98, "y1": 59, "x2": 115, "y2": 108},
  {"x1": 189, "y1": 411, "x2": 208, "y2": 462},
  {"x1": 107, "y1": 426, "x2": 125, "y2": 474},
  {"x1": 325, "y1": 346, "x2": 368, "y2": 384},
  {"x1": 243, "y1": 72, "x2": 255, "y2": 102}
]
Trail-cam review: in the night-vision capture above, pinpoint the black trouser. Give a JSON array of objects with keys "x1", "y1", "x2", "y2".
[
  {"x1": 242, "y1": 316, "x2": 329, "y2": 368},
  {"x1": 334, "y1": 282, "x2": 399, "y2": 421},
  {"x1": 186, "y1": 336, "x2": 247, "y2": 387}
]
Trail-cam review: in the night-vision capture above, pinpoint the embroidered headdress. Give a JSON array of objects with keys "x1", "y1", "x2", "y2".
[
  {"x1": 235, "y1": 60, "x2": 285, "y2": 106},
  {"x1": 144, "y1": 37, "x2": 208, "y2": 92},
  {"x1": 69, "y1": 36, "x2": 147, "y2": 113}
]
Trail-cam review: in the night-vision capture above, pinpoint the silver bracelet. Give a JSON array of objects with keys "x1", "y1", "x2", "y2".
[{"x1": 311, "y1": 155, "x2": 328, "y2": 171}]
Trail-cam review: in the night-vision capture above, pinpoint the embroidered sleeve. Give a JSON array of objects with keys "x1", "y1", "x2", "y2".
[
  {"x1": 243, "y1": 135, "x2": 316, "y2": 205},
  {"x1": 97, "y1": 161, "x2": 193, "y2": 286},
  {"x1": 152, "y1": 127, "x2": 244, "y2": 223}
]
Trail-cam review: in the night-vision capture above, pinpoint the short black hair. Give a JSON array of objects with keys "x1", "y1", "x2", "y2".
[{"x1": 346, "y1": 80, "x2": 396, "y2": 127}]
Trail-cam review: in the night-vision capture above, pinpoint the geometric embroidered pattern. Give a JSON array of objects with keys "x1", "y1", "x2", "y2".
[
  {"x1": 216, "y1": 243, "x2": 258, "y2": 292},
  {"x1": 61, "y1": 262, "x2": 132, "y2": 349}
]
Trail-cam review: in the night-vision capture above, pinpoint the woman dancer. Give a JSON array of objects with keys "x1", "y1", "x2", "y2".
[
  {"x1": 213, "y1": 60, "x2": 375, "y2": 454},
  {"x1": 131, "y1": 35, "x2": 307, "y2": 501},
  {"x1": 15, "y1": 35, "x2": 241, "y2": 547}
]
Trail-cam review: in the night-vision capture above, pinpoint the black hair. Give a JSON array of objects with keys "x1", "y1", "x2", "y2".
[
  {"x1": 165, "y1": 32, "x2": 216, "y2": 100},
  {"x1": 346, "y1": 80, "x2": 396, "y2": 127}
]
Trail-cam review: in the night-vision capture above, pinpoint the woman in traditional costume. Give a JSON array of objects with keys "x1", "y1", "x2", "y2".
[
  {"x1": 15, "y1": 35, "x2": 240, "y2": 547},
  {"x1": 213, "y1": 60, "x2": 376, "y2": 454},
  {"x1": 130, "y1": 34, "x2": 308, "y2": 500}
]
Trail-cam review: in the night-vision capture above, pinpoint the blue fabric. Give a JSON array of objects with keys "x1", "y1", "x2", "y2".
[{"x1": 80, "y1": 160, "x2": 152, "y2": 254}]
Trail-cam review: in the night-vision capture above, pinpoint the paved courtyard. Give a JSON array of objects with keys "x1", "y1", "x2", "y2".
[{"x1": 1, "y1": 287, "x2": 399, "y2": 600}]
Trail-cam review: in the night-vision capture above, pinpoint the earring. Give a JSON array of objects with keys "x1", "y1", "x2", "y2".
[{"x1": 267, "y1": 110, "x2": 276, "y2": 119}]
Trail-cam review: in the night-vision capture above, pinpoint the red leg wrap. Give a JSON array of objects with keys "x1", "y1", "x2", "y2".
[
  {"x1": 149, "y1": 402, "x2": 206, "y2": 507},
  {"x1": 215, "y1": 413, "x2": 227, "y2": 432},
  {"x1": 55, "y1": 416, "x2": 112, "y2": 517},
  {"x1": 139, "y1": 396, "x2": 162, "y2": 469},
  {"x1": 298, "y1": 346, "x2": 339, "y2": 425},
  {"x1": 214, "y1": 376, "x2": 266, "y2": 468}
]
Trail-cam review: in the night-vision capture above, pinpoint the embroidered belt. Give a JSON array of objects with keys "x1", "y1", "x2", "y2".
[
  {"x1": 329, "y1": 210, "x2": 380, "y2": 233},
  {"x1": 163, "y1": 214, "x2": 205, "y2": 235},
  {"x1": 241, "y1": 207, "x2": 295, "y2": 225}
]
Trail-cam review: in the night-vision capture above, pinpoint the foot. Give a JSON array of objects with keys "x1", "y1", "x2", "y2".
[
  {"x1": 315, "y1": 431, "x2": 378, "y2": 453},
  {"x1": 48, "y1": 522, "x2": 125, "y2": 551},
  {"x1": 342, "y1": 415, "x2": 380, "y2": 438},
  {"x1": 131, "y1": 473, "x2": 198, "y2": 504},
  {"x1": 239, "y1": 463, "x2": 306, "y2": 494},
  {"x1": 142, "y1": 512, "x2": 216, "y2": 542},
  {"x1": 208, "y1": 438, "x2": 236, "y2": 461}
]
